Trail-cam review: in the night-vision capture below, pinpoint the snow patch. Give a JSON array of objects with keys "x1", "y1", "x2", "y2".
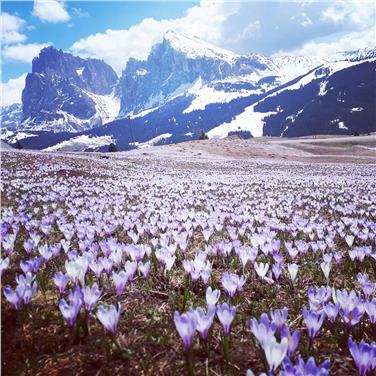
[
  {"x1": 338, "y1": 121, "x2": 348, "y2": 130},
  {"x1": 43, "y1": 135, "x2": 114, "y2": 152},
  {"x1": 183, "y1": 78, "x2": 253, "y2": 114},
  {"x1": 1, "y1": 130, "x2": 37, "y2": 144},
  {"x1": 130, "y1": 133, "x2": 172, "y2": 149},
  {"x1": 208, "y1": 104, "x2": 277, "y2": 139},
  {"x1": 318, "y1": 81, "x2": 328, "y2": 96}
]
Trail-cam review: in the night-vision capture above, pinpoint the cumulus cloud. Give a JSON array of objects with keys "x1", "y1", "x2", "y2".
[
  {"x1": 321, "y1": 0, "x2": 375, "y2": 28},
  {"x1": 1, "y1": 12, "x2": 27, "y2": 45},
  {"x1": 70, "y1": 0, "x2": 238, "y2": 74},
  {"x1": 2, "y1": 42, "x2": 51, "y2": 63},
  {"x1": 1, "y1": 73, "x2": 27, "y2": 107},
  {"x1": 274, "y1": 27, "x2": 375, "y2": 57},
  {"x1": 32, "y1": 0, "x2": 70, "y2": 23}
]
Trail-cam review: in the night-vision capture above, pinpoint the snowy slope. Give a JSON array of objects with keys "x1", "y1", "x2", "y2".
[
  {"x1": 43, "y1": 135, "x2": 114, "y2": 152},
  {"x1": 163, "y1": 30, "x2": 238, "y2": 62},
  {"x1": 208, "y1": 57, "x2": 376, "y2": 138}
]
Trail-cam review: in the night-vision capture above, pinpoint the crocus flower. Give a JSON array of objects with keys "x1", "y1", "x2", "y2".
[
  {"x1": 3, "y1": 285, "x2": 23, "y2": 309},
  {"x1": 320, "y1": 261, "x2": 331, "y2": 284},
  {"x1": 89, "y1": 260, "x2": 104, "y2": 278},
  {"x1": 270, "y1": 308, "x2": 288, "y2": 329},
  {"x1": 263, "y1": 335, "x2": 288, "y2": 372},
  {"x1": 174, "y1": 311, "x2": 197, "y2": 349},
  {"x1": 323, "y1": 302, "x2": 339, "y2": 323},
  {"x1": 53, "y1": 271, "x2": 69, "y2": 294},
  {"x1": 0, "y1": 257, "x2": 9, "y2": 276},
  {"x1": 206, "y1": 286, "x2": 220, "y2": 308},
  {"x1": 138, "y1": 261, "x2": 151, "y2": 279},
  {"x1": 283, "y1": 356, "x2": 330, "y2": 376},
  {"x1": 221, "y1": 272, "x2": 246, "y2": 298},
  {"x1": 281, "y1": 325, "x2": 300, "y2": 356},
  {"x1": 302, "y1": 307, "x2": 325, "y2": 340},
  {"x1": 191, "y1": 307, "x2": 215, "y2": 340},
  {"x1": 112, "y1": 271, "x2": 129, "y2": 298},
  {"x1": 254, "y1": 262, "x2": 269, "y2": 280},
  {"x1": 96, "y1": 303, "x2": 121, "y2": 335},
  {"x1": 59, "y1": 286, "x2": 82, "y2": 327},
  {"x1": 348, "y1": 338, "x2": 376, "y2": 376},
  {"x1": 287, "y1": 263, "x2": 299, "y2": 285},
  {"x1": 216, "y1": 303, "x2": 236, "y2": 334},
  {"x1": 249, "y1": 313, "x2": 277, "y2": 349},
  {"x1": 82, "y1": 283, "x2": 102, "y2": 311},
  {"x1": 365, "y1": 299, "x2": 376, "y2": 324}
]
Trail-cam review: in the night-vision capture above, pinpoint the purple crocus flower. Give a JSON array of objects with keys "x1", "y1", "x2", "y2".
[
  {"x1": 53, "y1": 272, "x2": 69, "y2": 294},
  {"x1": 23, "y1": 239, "x2": 35, "y2": 254},
  {"x1": 270, "y1": 308, "x2": 288, "y2": 329},
  {"x1": 249, "y1": 313, "x2": 277, "y2": 349},
  {"x1": 59, "y1": 286, "x2": 82, "y2": 327},
  {"x1": 341, "y1": 306, "x2": 364, "y2": 328},
  {"x1": 112, "y1": 271, "x2": 129, "y2": 298},
  {"x1": 283, "y1": 356, "x2": 330, "y2": 376},
  {"x1": 221, "y1": 272, "x2": 246, "y2": 298},
  {"x1": 3, "y1": 285, "x2": 23, "y2": 309},
  {"x1": 138, "y1": 261, "x2": 151, "y2": 279},
  {"x1": 281, "y1": 325, "x2": 300, "y2": 357},
  {"x1": 191, "y1": 307, "x2": 215, "y2": 340},
  {"x1": 348, "y1": 338, "x2": 376, "y2": 376},
  {"x1": 272, "y1": 263, "x2": 283, "y2": 281},
  {"x1": 82, "y1": 283, "x2": 102, "y2": 311},
  {"x1": 173, "y1": 311, "x2": 197, "y2": 349},
  {"x1": 302, "y1": 307, "x2": 325, "y2": 340},
  {"x1": 365, "y1": 299, "x2": 376, "y2": 324},
  {"x1": 89, "y1": 260, "x2": 104, "y2": 278},
  {"x1": 96, "y1": 303, "x2": 121, "y2": 335},
  {"x1": 216, "y1": 303, "x2": 236, "y2": 334},
  {"x1": 323, "y1": 302, "x2": 339, "y2": 323}
]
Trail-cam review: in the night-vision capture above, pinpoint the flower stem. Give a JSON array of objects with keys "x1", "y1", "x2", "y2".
[
  {"x1": 223, "y1": 334, "x2": 230, "y2": 363},
  {"x1": 184, "y1": 347, "x2": 194, "y2": 376}
]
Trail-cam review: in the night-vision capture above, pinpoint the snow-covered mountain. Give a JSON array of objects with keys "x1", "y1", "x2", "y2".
[
  {"x1": 2, "y1": 31, "x2": 375, "y2": 151},
  {"x1": 118, "y1": 30, "x2": 275, "y2": 116},
  {"x1": 19, "y1": 46, "x2": 119, "y2": 133},
  {"x1": 1, "y1": 103, "x2": 23, "y2": 130}
]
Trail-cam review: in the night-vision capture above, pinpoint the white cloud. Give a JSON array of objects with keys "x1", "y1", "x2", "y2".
[
  {"x1": 70, "y1": 0, "x2": 238, "y2": 74},
  {"x1": 321, "y1": 1, "x2": 375, "y2": 28},
  {"x1": 2, "y1": 42, "x2": 51, "y2": 63},
  {"x1": 72, "y1": 7, "x2": 89, "y2": 18},
  {"x1": 1, "y1": 73, "x2": 27, "y2": 107},
  {"x1": 1, "y1": 12, "x2": 27, "y2": 45},
  {"x1": 242, "y1": 20, "x2": 261, "y2": 38},
  {"x1": 32, "y1": 0, "x2": 70, "y2": 23},
  {"x1": 275, "y1": 27, "x2": 375, "y2": 57},
  {"x1": 292, "y1": 12, "x2": 313, "y2": 28}
]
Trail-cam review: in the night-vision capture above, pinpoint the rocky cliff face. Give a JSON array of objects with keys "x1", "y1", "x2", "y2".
[
  {"x1": 21, "y1": 47, "x2": 119, "y2": 132},
  {"x1": 118, "y1": 31, "x2": 272, "y2": 116}
]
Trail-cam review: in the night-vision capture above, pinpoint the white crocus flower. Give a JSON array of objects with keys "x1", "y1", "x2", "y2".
[
  {"x1": 263, "y1": 335, "x2": 288, "y2": 372},
  {"x1": 320, "y1": 261, "x2": 332, "y2": 284},
  {"x1": 287, "y1": 263, "x2": 299, "y2": 285}
]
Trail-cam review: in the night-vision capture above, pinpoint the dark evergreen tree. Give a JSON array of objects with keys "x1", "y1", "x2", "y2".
[
  {"x1": 108, "y1": 143, "x2": 118, "y2": 152},
  {"x1": 199, "y1": 130, "x2": 208, "y2": 140}
]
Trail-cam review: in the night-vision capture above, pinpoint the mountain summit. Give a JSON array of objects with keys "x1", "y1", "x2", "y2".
[{"x1": 20, "y1": 47, "x2": 119, "y2": 132}]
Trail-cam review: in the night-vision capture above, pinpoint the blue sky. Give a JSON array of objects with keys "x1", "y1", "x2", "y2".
[{"x1": 1, "y1": 1, "x2": 375, "y2": 105}]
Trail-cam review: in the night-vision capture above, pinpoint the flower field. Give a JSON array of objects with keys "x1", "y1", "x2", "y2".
[{"x1": 1, "y1": 147, "x2": 376, "y2": 375}]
